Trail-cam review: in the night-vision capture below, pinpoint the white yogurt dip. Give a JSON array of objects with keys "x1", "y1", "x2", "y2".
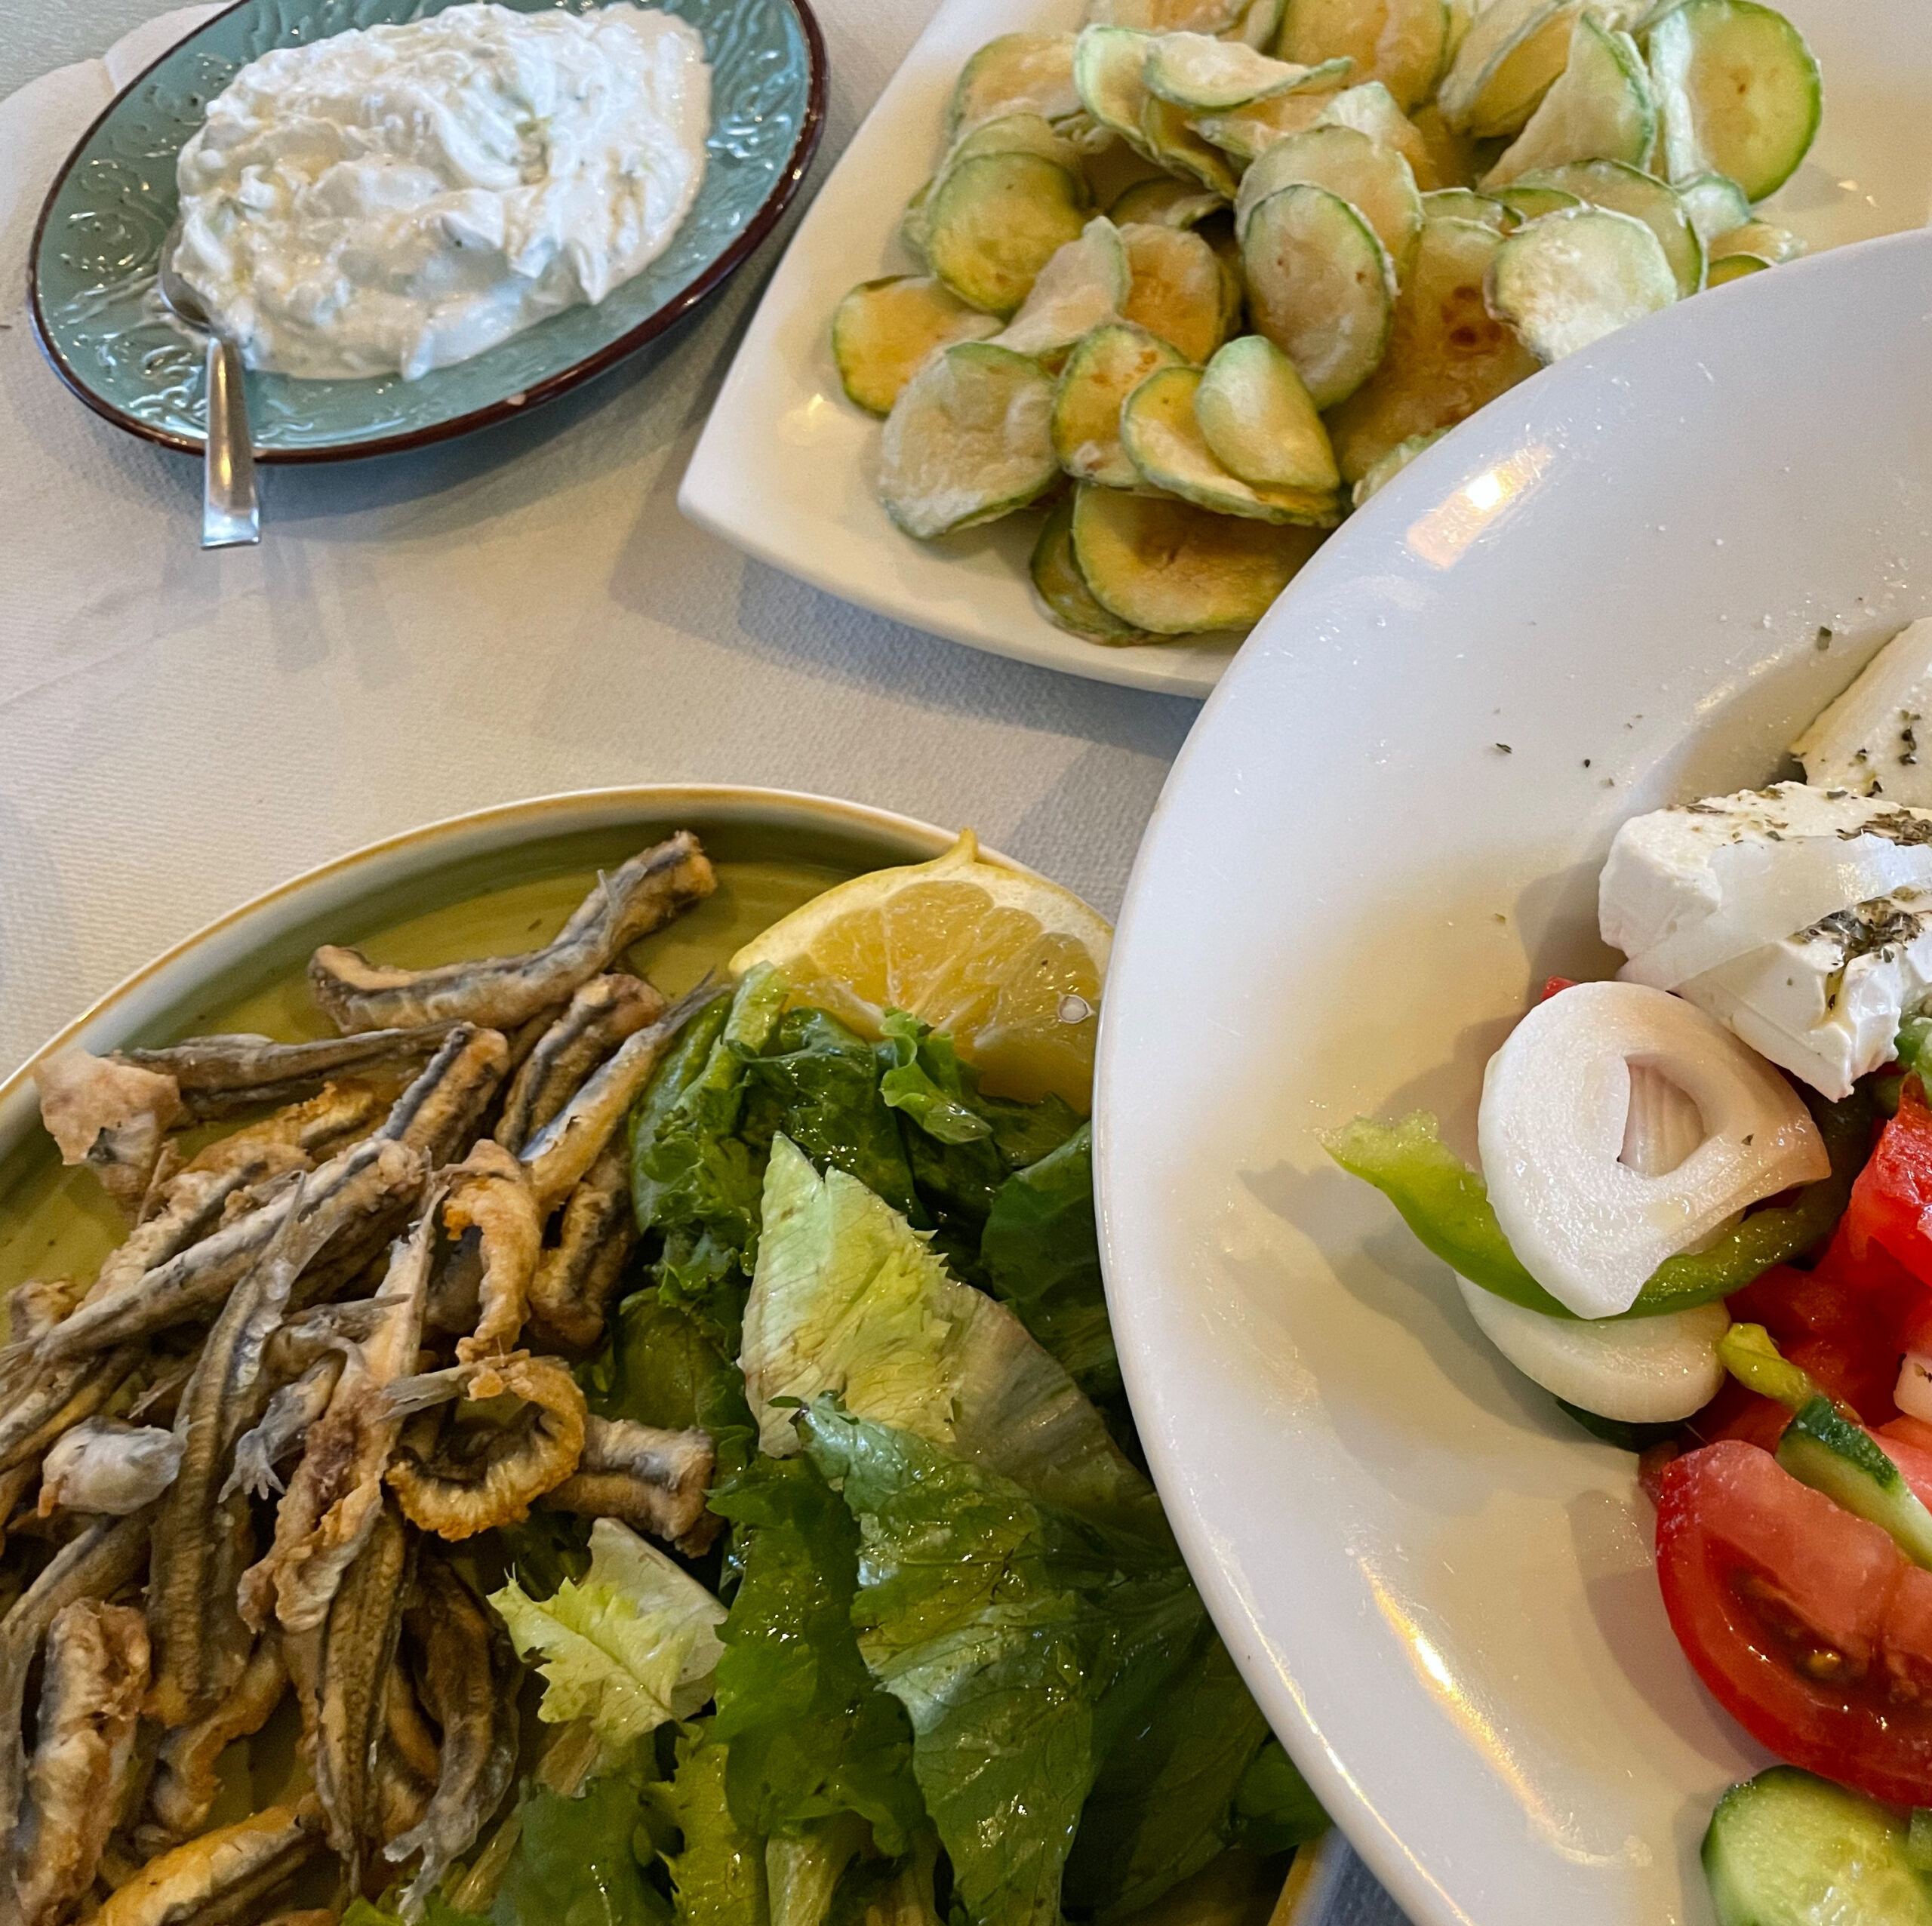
[{"x1": 174, "y1": 2, "x2": 712, "y2": 380}]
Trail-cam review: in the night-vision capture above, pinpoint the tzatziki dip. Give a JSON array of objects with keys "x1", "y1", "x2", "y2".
[{"x1": 173, "y1": 2, "x2": 711, "y2": 381}]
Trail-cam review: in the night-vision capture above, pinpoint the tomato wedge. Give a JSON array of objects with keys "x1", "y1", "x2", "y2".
[
  {"x1": 1845, "y1": 1078, "x2": 1932, "y2": 1288},
  {"x1": 1656, "y1": 1439, "x2": 1932, "y2": 1806}
]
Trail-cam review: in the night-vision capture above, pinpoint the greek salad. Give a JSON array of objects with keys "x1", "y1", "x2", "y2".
[{"x1": 1329, "y1": 617, "x2": 1932, "y2": 1924}]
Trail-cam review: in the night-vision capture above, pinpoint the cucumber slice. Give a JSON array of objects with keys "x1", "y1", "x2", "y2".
[
  {"x1": 1485, "y1": 204, "x2": 1676, "y2": 360},
  {"x1": 1235, "y1": 122, "x2": 1423, "y2": 272},
  {"x1": 1349, "y1": 425, "x2": 1446, "y2": 504},
  {"x1": 1241, "y1": 182, "x2": 1396, "y2": 408},
  {"x1": 1275, "y1": 0, "x2": 1452, "y2": 112},
  {"x1": 1676, "y1": 168, "x2": 1751, "y2": 245},
  {"x1": 943, "y1": 111, "x2": 1088, "y2": 177},
  {"x1": 1075, "y1": 25, "x2": 1161, "y2": 152},
  {"x1": 1704, "y1": 1768, "x2": 1932, "y2": 1926},
  {"x1": 1647, "y1": 0, "x2": 1820, "y2": 202},
  {"x1": 1436, "y1": 0, "x2": 1573, "y2": 135},
  {"x1": 1196, "y1": 333, "x2": 1342, "y2": 492},
  {"x1": 1315, "y1": 81, "x2": 1437, "y2": 186},
  {"x1": 1108, "y1": 177, "x2": 1229, "y2": 226},
  {"x1": 1189, "y1": 88, "x2": 1337, "y2": 162},
  {"x1": 1227, "y1": 0, "x2": 1286, "y2": 52},
  {"x1": 1087, "y1": 0, "x2": 1247, "y2": 30},
  {"x1": 1703, "y1": 249, "x2": 1769, "y2": 285},
  {"x1": 1120, "y1": 363, "x2": 1340, "y2": 521},
  {"x1": 993, "y1": 217, "x2": 1131, "y2": 358},
  {"x1": 1514, "y1": 157, "x2": 1702, "y2": 294},
  {"x1": 832, "y1": 275, "x2": 1003, "y2": 416},
  {"x1": 1488, "y1": 180, "x2": 1581, "y2": 222},
  {"x1": 1145, "y1": 32, "x2": 1325, "y2": 108},
  {"x1": 1030, "y1": 493, "x2": 1155, "y2": 642},
  {"x1": 902, "y1": 178, "x2": 935, "y2": 263},
  {"x1": 1776, "y1": 1395, "x2": 1932, "y2": 1571},
  {"x1": 1069, "y1": 483, "x2": 1321, "y2": 632},
  {"x1": 1410, "y1": 101, "x2": 1482, "y2": 189},
  {"x1": 1121, "y1": 221, "x2": 1232, "y2": 362},
  {"x1": 878, "y1": 342, "x2": 1059, "y2": 539},
  {"x1": 1140, "y1": 94, "x2": 1242, "y2": 192},
  {"x1": 1423, "y1": 186, "x2": 1509, "y2": 229},
  {"x1": 1482, "y1": 14, "x2": 1656, "y2": 186},
  {"x1": 949, "y1": 34, "x2": 1082, "y2": 137},
  {"x1": 1709, "y1": 217, "x2": 1804, "y2": 262},
  {"x1": 1324, "y1": 215, "x2": 1540, "y2": 482},
  {"x1": 1051, "y1": 322, "x2": 1188, "y2": 485},
  {"x1": 926, "y1": 152, "x2": 1092, "y2": 316}
]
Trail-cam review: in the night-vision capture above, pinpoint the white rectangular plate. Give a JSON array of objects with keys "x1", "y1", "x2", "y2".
[{"x1": 680, "y1": 0, "x2": 1932, "y2": 700}]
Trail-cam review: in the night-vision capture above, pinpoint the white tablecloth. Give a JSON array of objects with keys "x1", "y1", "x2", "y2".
[{"x1": 0, "y1": 11, "x2": 1411, "y2": 1921}]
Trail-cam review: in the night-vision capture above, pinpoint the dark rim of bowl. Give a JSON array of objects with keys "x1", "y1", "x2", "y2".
[{"x1": 24, "y1": 0, "x2": 829, "y2": 466}]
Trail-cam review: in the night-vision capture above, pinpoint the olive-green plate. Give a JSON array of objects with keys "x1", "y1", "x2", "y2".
[
  {"x1": 0, "y1": 788, "x2": 968, "y2": 1293},
  {"x1": 26, "y1": 0, "x2": 825, "y2": 463}
]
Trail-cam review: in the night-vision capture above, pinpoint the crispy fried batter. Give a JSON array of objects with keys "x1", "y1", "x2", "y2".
[
  {"x1": 544, "y1": 1415, "x2": 718, "y2": 1555},
  {"x1": 384, "y1": 1355, "x2": 585, "y2": 1541},
  {"x1": 443, "y1": 1144, "x2": 540, "y2": 1364},
  {"x1": 116, "y1": 1033, "x2": 454, "y2": 1123},
  {"x1": 37, "y1": 1419, "x2": 182, "y2": 1518},
  {"x1": 12, "y1": 1599, "x2": 149, "y2": 1926},
  {"x1": 146, "y1": 1633, "x2": 288, "y2": 1845},
  {"x1": 493, "y1": 976, "x2": 666, "y2": 1156},
  {"x1": 309, "y1": 834, "x2": 714, "y2": 1035},
  {"x1": 94, "y1": 1801, "x2": 323, "y2": 1926},
  {"x1": 33, "y1": 1051, "x2": 183, "y2": 1219},
  {"x1": 526, "y1": 1146, "x2": 636, "y2": 1355}
]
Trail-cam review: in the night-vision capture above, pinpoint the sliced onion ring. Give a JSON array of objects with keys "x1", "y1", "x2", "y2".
[{"x1": 1478, "y1": 981, "x2": 1829, "y2": 1318}]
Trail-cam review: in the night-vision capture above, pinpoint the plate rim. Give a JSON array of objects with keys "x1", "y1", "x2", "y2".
[{"x1": 23, "y1": 0, "x2": 829, "y2": 466}]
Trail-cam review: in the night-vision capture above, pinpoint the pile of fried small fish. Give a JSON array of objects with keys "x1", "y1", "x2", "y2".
[{"x1": 0, "y1": 832, "x2": 724, "y2": 1926}]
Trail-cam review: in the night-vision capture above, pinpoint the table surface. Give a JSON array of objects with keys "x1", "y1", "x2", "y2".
[{"x1": 0, "y1": 3, "x2": 1411, "y2": 1918}]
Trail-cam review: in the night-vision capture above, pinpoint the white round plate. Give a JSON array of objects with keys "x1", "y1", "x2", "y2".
[{"x1": 1095, "y1": 227, "x2": 1932, "y2": 1926}]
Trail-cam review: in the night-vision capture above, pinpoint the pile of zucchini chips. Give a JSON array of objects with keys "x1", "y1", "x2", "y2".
[{"x1": 831, "y1": 0, "x2": 1820, "y2": 645}]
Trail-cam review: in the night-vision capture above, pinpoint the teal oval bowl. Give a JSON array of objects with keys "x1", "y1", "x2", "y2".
[{"x1": 28, "y1": 0, "x2": 825, "y2": 462}]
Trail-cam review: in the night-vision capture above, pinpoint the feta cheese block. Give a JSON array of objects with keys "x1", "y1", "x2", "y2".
[
  {"x1": 1793, "y1": 617, "x2": 1932, "y2": 807},
  {"x1": 1602, "y1": 782, "x2": 1932, "y2": 990},
  {"x1": 1678, "y1": 891, "x2": 1932, "y2": 1099}
]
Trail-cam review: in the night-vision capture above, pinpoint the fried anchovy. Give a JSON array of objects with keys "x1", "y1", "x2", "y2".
[
  {"x1": 38, "y1": 1137, "x2": 422, "y2": 1365},
  {"x1": 145, "y1": 1635, "x2": 287, "y2": 1846},
  {"x1": 225, "y1": 1355, "x2": 344, "y2": 1502},
  {"x1": 147, "y1": 1184, "x2": 344, "y2": 1729},
  {"x1": 0, "y1": 1346, "x2": 142, "y2": 1472},
  {"x1": 115, "y1": 1027, "x2": 458, "y2": 1121},
  {"x1": 3, "y1": 1279, "x2": 85, "y2": 1353},
  {"x1": 0, "y1": 1461, "x2": 38, "y2": 1560},
  {"x1": 545, "y1": 1415, "x2": 718, "y2": 1554},
  {"x1": 521, "y1": 985, "x2": 711, "y2": 1214},
  {"x1": 492, "y1": 975, "x2": 666, "y2": 1156},
  {"x1": 383, "y1": 1666, "x2": 441, "y2": 1789},
  {"x1": 0, "y1": 1509, "x2": 152, "y2": 1844},
  {"x1": 38, "y1": 1418, "x2": 183, "y2": 1517},
  {"x1": 373, "y1": 1027, "x2": 510, "y2": 1172},
  {"x1": 33, "y1": 1051, "x2": 183, "y2": 1219},
  {"x1": 94, "y1": 1801, "x2": 323, "y2": 1926},
  {"x1": 312, "y1": 1503, "x2": 414, "y2": 1887},
  {"x1": 11, "y1": 1599, "x2": 149, "y2": 1926},
  {"x1": 441, "y1": 1144, "x2": 540, "y2": 1364},
  {"x1": 385, "y1": 1555, "x2": 520, "y2": 1918},
  {"x1": 384, "y1": 1354, "x2": 586, "y2": 1541},
  {"x1": 526, "y1": 1145, "x2": 636, "y2": 1355},
  {"x1": 309, "y1": 833, "x2": 716, "y2": 1035},
  {"x1": 241, "y1": 1190, "x2": 440, "y2": 1636}
]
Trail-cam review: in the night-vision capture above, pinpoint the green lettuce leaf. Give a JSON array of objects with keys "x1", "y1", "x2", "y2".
[
  {"x1": 588, "y1": 1294, "x2": 757, "y2": 1484},
  {"x1": 878, "y1": 1014, "x2": 991, "y2": 1146},
  {"x1": 740, "y1": 1009, "x2": 923, "y2": 1224},
  {"x1": 1064, "y1": 1627, "x2": 1323, "y2": 1920},
  {"x1": 491, "y1": 1519, "x2": 727, "y2": 1747},
  {"x1": 740, "y1": 1137, "x2": 1160, "y2": 1537},
  {"x1": 1322, "y1": 1090, "x2": 1871, "y2": 1319},
  {"x1": 493, "y1": 1749, "x2": 668, "y2": 1926},
  {"x1": 346, "y1": 1893, "x2": 490, "y2": 1926},
  {"x1": 801, "y1": 1401, "x2": 1201, "y2": 1926},
  {"x1": 980, "y1": 1125, "x2": 1118, "y2": 1404},
  {"x1": 643, "y1": 1723, "x2": 771, "y2": 1926},
  {"x1": 709, "y1": 1455, "x2": 924, "y2": 1853},
  {"x1": 764, "y1": 1813, "x2": 868, "y2": 1926}
]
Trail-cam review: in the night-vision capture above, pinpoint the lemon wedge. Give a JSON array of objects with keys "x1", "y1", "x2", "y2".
[{"x1": 728, "y1": 832, "x2": 1111, "y2": 1109}]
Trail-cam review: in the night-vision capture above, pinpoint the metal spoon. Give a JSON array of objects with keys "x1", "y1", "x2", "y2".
[{"x1": 157, "y1": 217, "x2": 260, "y2": 549}]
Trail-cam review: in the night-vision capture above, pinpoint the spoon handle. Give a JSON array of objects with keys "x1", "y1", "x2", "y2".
[{"x1": 202, "y1": 331, "x2": 259, "y2": 549}]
